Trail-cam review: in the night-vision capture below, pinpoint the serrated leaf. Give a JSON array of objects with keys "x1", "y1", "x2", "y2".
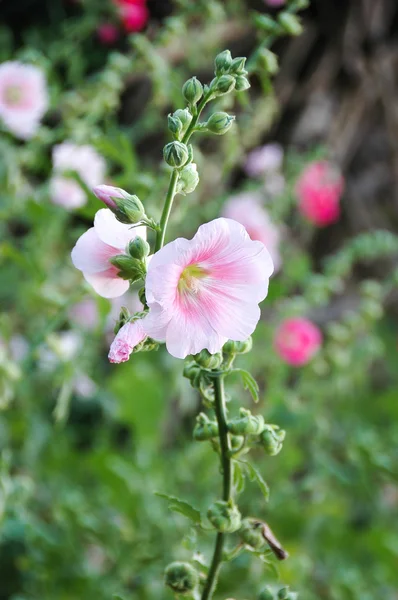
[
  {"x1": 241, "y1": 461, "x2": 270, "y2": 501},
  {"x1": 234, "y1": 369, "x2": 259, "y2": 403},
  {"x1": 156, "y1": 493, "x2": 201, "y2": 524}
]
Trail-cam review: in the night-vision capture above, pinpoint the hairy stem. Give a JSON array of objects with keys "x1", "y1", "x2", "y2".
[{"x1": 201, "y1": 374, "x2": 232, "y2": 600}]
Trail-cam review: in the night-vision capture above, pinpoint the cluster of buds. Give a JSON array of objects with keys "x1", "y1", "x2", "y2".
[
  {"x1": 228, "y1": 409, "x2": 285, "y2": 457},
  {"x1": 109, "y1": 234, "x2": 150, "y2": 283},
  {"x1": 207, "y1": 499, "x2": 242, "y2": 533}
]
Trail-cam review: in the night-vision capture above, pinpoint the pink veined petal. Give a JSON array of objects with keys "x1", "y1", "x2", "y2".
[
  {"x1": 147, "y1": 237, "x2": 191, "y2": 271},
  {"x1": 71, "y1": 228, "x2": 118, "y2": 274},
  {"x1": 84, "y1": 269, "x2": 130, "y2": 299},
  {"x1": 94, "y1": 208, "x2": 146, "y2": 250},
  {"x1": 145, "y1": 263, "x2": 183, "y2": 307},
  {"x1": 141, "y1": 303, "x2": 171, "y2": 343}
]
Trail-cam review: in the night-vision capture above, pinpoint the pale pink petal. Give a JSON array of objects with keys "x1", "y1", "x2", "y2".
[
  {"x1": 71, "y1": 228, "x2": 117, "y2": 274},
  {"x1": 141, "y1": 303, "x2": 170, "y2": 342},
  {"x1": 94, "y1": 208, "x2": 146, "y2": 250},
  {"x1": 108, "y1": 320, "x2": 146, "y2": 363},
  {"x1": 84, "y1": 270, "x2": 130, "y2": 299},
  {"x1": 165, "y1": 309, "x2": 227, "y2": 359}
]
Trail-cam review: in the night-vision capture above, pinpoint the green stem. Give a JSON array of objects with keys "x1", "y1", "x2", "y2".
[{"x1": 201, "y1": 374, "x2": 232, "y2": 600}]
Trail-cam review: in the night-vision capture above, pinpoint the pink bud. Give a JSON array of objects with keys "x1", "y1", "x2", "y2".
[
  {"x1": 97, "y1": 23, "x2": 120, "y2": 45},
  {"x1": 274, "y1": 318, "x2": 322, "y2": 366},
  {"x1": 296, "y1": 161, "x2": 344, "y2": 227},
  {"x1": 93, "y1": 184, "x2": 129, "y2": 210},
  {"x1": 108, "y1": 320, "x2": 146, "y2": 363}
]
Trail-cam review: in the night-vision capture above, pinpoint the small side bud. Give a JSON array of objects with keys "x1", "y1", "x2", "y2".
[
  {"x1": 214, "y1": 49, "x2": 232, "y2": 75},
  {"x1": 214, "y1": 74, "x2": 236, "y2": 95},
  {"x1": 193, "y1": 413, "x2": 219, "y2": 441},
  {"x1": 164, "y1": 562, "x2": 199, "y2": 595},
  {"x1": 163, "y1": 141, "x2": 189, "y2": 168},
  {"x1": 173, "y1": 108, "x2": 193, "y2": 134},
  {"x1": 182, "y1": 76, "x2": 203, "y2": 105},
  {"x1": 229, "y1": 56, "x2": 247, "y2": 74},
  {"x1": 194, "y1": 348, "x2": 223, "y2": 369},
  {"x1": 260, "y1": 425, "x2": 286, "y2": 456},
  {"x1": 258, "y1": 587, "x2": 275, "y2": 600},
  {"x1": 109, "y1": 254, "x2": 145, "y2": 282},
  {"x1": 257, "y1": 48, "x2": 279, "y2": 75},
  {"x1": 207, "y1": 500, "x2": 241, "y2": 533},
  {"x1": 278, "y1": 12, "x2": 303, "y2": 36},
  {"x1": 234, "y1": 337, "x2": 252, "y2": 354},
  {"x1": 205, "y1": 112, "x2": 235, "y2": 135},
  {"x1": 93, "y1": 185, "x2": 146, "y2": 224},
  {"x1": 223, "y1": 340, "x2": 238, "y2": 354},
  {"x1": 127, "y1": 237, "x2": 150, "y2": 260},
  {"x1": 228, "y1": 408, "x2": 265, "y2": 436},
  {"x1": 234, "y1": 75, "x2": 251, "y2": 91},
  {"x1": 183, "y1": 362, "x2": 202, "y2": 389},
  {"x1": 240, "y1": 518, "x2": 267, "y2": 550},
  {"x1": 177, "y1": 163, "x2": 199, "y2": 195},
  {"x1": 168, "y1": 114, "x2": 183, "y2": 138},
  {"x1": 277, "y1": 587, "x2": 291, "y2": 600}
]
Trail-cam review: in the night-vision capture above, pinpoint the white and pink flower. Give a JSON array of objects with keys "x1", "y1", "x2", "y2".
[
  {"x1": 71, "y1": 208, "x2": 146, "y2": 298},
  {"x1": 296, "y1": 160, "x2": 344, "y2": 227},
  {"x1": 0, "y1": 61, "x2": 48, "y2": 139},
  {"x1": 244, "y1": 143, "x2": 284, "y2": 178},
  {"x1": 50, "y1": 142, "x2": 106, "y2": 210},
  {"x1": 108, "y1": 320, "x2": 146, "y2": 363},
  {"x1": 222, "y1": 193, "x2": 282, "y2": 272},
  {"x1": 274, "y1": 317, "x2": 322, "y2": 366},
  {"x1": 143, "y1": 217, "x2": 273, "y2": 359}
]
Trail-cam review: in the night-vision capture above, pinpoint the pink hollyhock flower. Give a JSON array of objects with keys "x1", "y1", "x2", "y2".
[
  {"x1": 115, "y1": 0, "x2": 149, "y2": 32},
  {"x1": 244, "y1": 143, "x2": 284, "y2": 178},
  {"x1": 71, "y1": 208, "x2": 146, "y2": 298},
  {"x1": 296, "y1": 161, "x2": 344, "y2": 227},
  {"x1": 143, "y1": 218, "x2": 274, "y2": 359},
  {"x1": 0, "y1": 61, "x2": 48, "y2": 139},
  {"x1": 222, "y1": 193, "x2": 282, "y2": 272},
  {"x1": 108, "y1": 320, "x2": 146, "y2": 363},
  {"x1": 274, "y1": 318, "x2": 322, "y2": 366},
  {"x1": 69, "y1": 298, "x2": 99, "y2": 331},
  {"x1": 50, "y1": 142, "x2": 106, "y2": 210},
  {"x1": 97, "y1": 23, "x2": 120, "y2": 45}
]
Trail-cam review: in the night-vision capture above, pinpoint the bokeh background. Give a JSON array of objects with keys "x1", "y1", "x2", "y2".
[{"x1": 0, "y1": 1, "x2": 398, "y2": 599}]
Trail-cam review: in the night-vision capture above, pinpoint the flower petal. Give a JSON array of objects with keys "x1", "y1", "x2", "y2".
[
  {"x1": 71, "y1": 227, "x2": 117, "y2": 274},
  {"x1": 94, "y1": 208, "x2": 146, "y2": 250},
  {"x1": 84, "y1": 270, "x2": 130, "y2": 299},
  {"x1": 108, "y1": 320, "x2": 146, "y2": 363}
]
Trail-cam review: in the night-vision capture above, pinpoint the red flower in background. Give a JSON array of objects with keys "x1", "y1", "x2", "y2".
[{"x1": 114, "y1": 0, "x2": 149, "y2": 32}]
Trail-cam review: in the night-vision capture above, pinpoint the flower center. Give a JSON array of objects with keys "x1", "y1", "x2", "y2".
[
  {"x1": 4, "y1": 85, "x2": 23, "y2": 106},
  {"x1": 178, "y1": 264, "x2": 208, "y2": 295}
]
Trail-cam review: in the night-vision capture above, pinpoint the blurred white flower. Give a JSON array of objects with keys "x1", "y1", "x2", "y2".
[{"x1": 244, "y1": 143, "x2": 284, "y2": 178}]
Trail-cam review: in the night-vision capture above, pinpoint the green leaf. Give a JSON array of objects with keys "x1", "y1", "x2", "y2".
[
  {"x1": 234, "y1": 369, "x2": 260, "y2": 403},
  {"x1": 232, "y1": 461, "x2": 245, "y2": 495},
  {"x1": 113, "y1": 595, "x2": 126, "y2": 600},
  {"x1": 240, "y1": 461, "x2": 270, "y2": 501},
  {"x1": 156, "y1": 493, "x2": 201, "y2": 524}
]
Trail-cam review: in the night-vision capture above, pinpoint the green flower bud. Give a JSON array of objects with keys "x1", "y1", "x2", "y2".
[
  {"x1": 258, "y1": 587, "x2": 275, "y2": 600},
  {"x1": 257, "y1": 48, "x2": 279, "y2": 75},
  {"x1": 164, "y1": 562, "x2": 199, "y2": 595},
  {"x1": 109, "y1": 254, "x2": 145, "y2": 282},
  {"x1": 205, "y1": 112, "x2": 235, "y2": 135},
  {"x1": 277, "y1": 587, "x2": 290, "y2": 600},
  {"x1": 229, "y1": 56, "x2": 246, "y2": 74},
  {"x1": 215, "y1": 74, "x2": 236, "y2": 95},
  {"x1": 228, "y1": 408, "x2": 265, "y2": 436},
  {"x1": 254, "y1": 14, "x2": 281, "y2": 34},
  {"x1": 240, "y1": 518, "x2": 267, "y2": 550},
  {"x1": 177, "y1": 163, "x2": 199, "y2": 195},
  {"x1": 214, "y1": 49, "x2": 232, "y2": 75},
  {"x1": 234, "y1": 337, "x2": 252, "y2": 354},
  {"x1": 234, "y1": 75, "x2": 251, "y2": 91},
  {"x1": 194, "y1": 349, "x2": 223, "y2": 369},
  {"x1": 113, "y1": 194, "x2": 146, "y2": 224},
  {"x1": 183, "y1": 362, "x2": 202, "y2": 389},
  {"x1": 260, "y1": 425, "x2": 285, "y2": 456},
  {"x1": 278, "y1": 12, "x2": 303, "y2": 36},
  {"x1": 230, "y1": 435, "x2": 245, "y2": 451},
  {"x1": 182, "y1": 76, "x2": 203, "y2": 105},
  {"x1": 138, "y1": 286, "x2": 146, "y2": 307},
  {"x1": 127, "y1": 237, "x2": 150, "y2": 260},
  {"x1": 223, "y1": 340, "x2": 238, "y2": 354},
  {"x1": 163, "y1": 141, "x2": 189, "y2": 168},
  {"x1": 193, "y1": 413, "x2": 219, "y2": 441},
  {"x1": 168, "y1": 114, "x2": 183, "y2": 137},
  {"x1": 173, "y1": 108, "x2": 193, "y2": 133},
  {"x1": 207, "y1": 500, "x2": 241, "y2": 533}
]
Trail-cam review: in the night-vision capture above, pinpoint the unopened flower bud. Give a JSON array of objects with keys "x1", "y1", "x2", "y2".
[
  {"x1": 164, "y1": 141, "x2": 189, "y2": 168},
  {"x1": 182, "y1": 76, "x2": 203, "y2": 105},
  {"x1": 215, "y1": 74, "x2": 236, "y2": 95},
  {"x1": 164, "y1": 562, "x2": 199, "y2": 595},
  {"x1": 183, "y1": 362, "x2": 202, "y2": 388},
  {"x1": 223, "y1": 340, "x2": 238, "y2": 354},
  {"x1": 177, "y1": 163, "x2": 199, "y2": 195},
  {"x1": 234, "y1": 75, "x2": 251, "y2": 91},
  {"x1": 168, "y1": 114, "x2": 183, "y2": 137},
  {"x1": 240, "y1": 518, "x2": 267, "y2": 550},
  {"x1": 214, "y1": 49, "x2": 232, "y2": 75},
  {"x1": 194, "y1": 348, "x2": 223, "y2": 369},
  {"x1": 254, "y1": 14, "x2": 281, "y2": 33},
  {"x1": 234, "y1": 337, "x2": 252, "y2": 354},
  {"x1": 193, "y1": 413, "x2": 219, "y2": 441},
  {"x1": 277, "y1": 587, "x2": 290, "y2": 600},
  {"x1": 260, "y1": 425, "x2": 285, "y2": 456},
  {"x1": 173, "y1": 108, "x2": 193, "y2": 134},
  {"x1": 228, "y1": 408, "x2": 265, "y2": 436},
  {"x1": 278, "y1": 12, "x2": 303, "y2": 36},
  {"x1": 109, "y1": 254, "x2": 145, "y2": 282},
  {"x1": 128, "y1": 237, "x2": 150, "y2": 260},
  {"x1": 229, "y1": 56, "x2": 247, "y2": 74},
  {"x1": 257, "y1": 48, "x2": 279, "y2": 75},
  {"x1": 205, "y1": 112, "x2": 235, "y2": 135},
  {"x1": 93, "y1": 184, "x2": 127, "y2": 210},
  {"x1": 207, "y1": 500, "x2": 241, "y2": 533},
  {"x1": 93, "y1": 185, "x2": 146, "y2": 224},
  {"x1": 258, "y1": 587, "x2": 275, "y2": 600}
]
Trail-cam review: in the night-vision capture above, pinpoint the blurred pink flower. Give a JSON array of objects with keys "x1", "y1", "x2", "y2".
[
  {"x1": 0, "y1": 61, "x2": 48, "y2": 139},
  {"x1": 69, "y1": 298, "x2": 99, "y2": 331},
  {"x1": 222, "y1": 193, "x2": 282, "y2": 272},
  {"x1": 143, "y1": 218, "x2": 274, "y2": 359},
  {"x1": 274, "y1": 318, "x2": 322, "y2": 366},
  {"x1": 73, "y1": 373, "x2": 98, "y2": 397},
  {"x1": 296, "y1": 161, "x2": 344, "y2": 227},
  {"x1": 115, "y1": 0, "x2": 149, "y2": 32},
  {"x1": 109, "y1": 320, "x2": 146, "y2": 363},
  {"x1": 50, "y1": 142, "x2": 106, "y2": 210},
  {"x1": 97, "y1": 23, "x2": 120, "y2": 45},
  {"x1": 245, "y1": 143, "x2": 284, "y2": 178},
  {"x1": 93, "y1": 184, "x2": 129, "y2": 211},
  {"x1": 71, "y1": 208, "x2": 146, "y2": 298},
  {"x1": 264, "y1": 0, "x2": 286, "y2": 6}
]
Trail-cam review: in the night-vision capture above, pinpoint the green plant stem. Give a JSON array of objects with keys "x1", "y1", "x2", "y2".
[
  {"x1": 201, "y1": 374, "x2": 232, "y2": 600},
  {"x1": 154, "y1": 92, "x2": 211, "y2": 252}
]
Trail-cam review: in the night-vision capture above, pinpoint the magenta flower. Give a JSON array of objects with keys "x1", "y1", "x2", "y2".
[
  {"x1": 108, "y1": 321, "x2": 146, "y2": 363},
  {"x1": 222, "y1": 193, "x2": 282, "y2": 272},
  {"x1": 244, "y1": 143, "x2": 284, "y2": 178},
  {"x1": 115, "y1": 0, "x2": 149, "y2": 32},
  {"x1": 143, "y1": 218, "x2": 274, "y2": 359},
  {"x1": 296, "y1": 161, "x2": 344, "y2": 227},
  {"x1": 274, "y1": 318, "x2": 322, "y2": 366},
  {"x1": 0, "y1": 61, "x2": 48, "y2": 139},
  {"x1": 71, "y1": 208, "x2": 146, "y2": 298},
  {"x1": 97, "y1": 23, "x2": 120, "y2": 45}
]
